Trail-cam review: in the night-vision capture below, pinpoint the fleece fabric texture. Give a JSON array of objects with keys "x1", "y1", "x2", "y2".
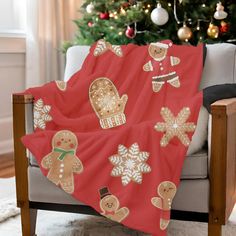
[{"x1": 22, "y1": 40, "x2": 203, "y2": 236}]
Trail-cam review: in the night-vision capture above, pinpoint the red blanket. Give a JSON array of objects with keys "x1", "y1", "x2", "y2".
[{"x1": 22, "y1": 40, "x2": 203, "y2": 236}]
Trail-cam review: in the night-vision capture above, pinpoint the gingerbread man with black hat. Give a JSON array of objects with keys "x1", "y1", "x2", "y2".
[{"x1": 99, "y1": 187, "x2": 129, "y2": 222}]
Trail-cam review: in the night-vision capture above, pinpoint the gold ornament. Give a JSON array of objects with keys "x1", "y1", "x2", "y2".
[
  {"x1": 177, "y1": 24, "x2": 192, "y2": 42},
  {"x1": 207, "y1": 23, "x2": 219, "y2": 39}
]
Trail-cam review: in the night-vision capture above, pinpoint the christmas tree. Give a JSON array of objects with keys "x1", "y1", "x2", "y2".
[{"x1": 63, "y1": 0, "x2": 236, "y2": 51}]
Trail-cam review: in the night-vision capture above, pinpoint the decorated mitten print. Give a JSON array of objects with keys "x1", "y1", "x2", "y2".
[{"x1": 89, "y1": 77, "x2": 128, "y2": 129}]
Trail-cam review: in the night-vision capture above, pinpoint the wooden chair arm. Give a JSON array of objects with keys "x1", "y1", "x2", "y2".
[
  {"x1": 12, "y1": 94, "x2": 34, "y2": 208},
  {"x1": 211, "y1": 98, "x2": 236, "y2": 115},
  {"x1": 209, "y1": 98, "x2": 236, "y2": 225}
]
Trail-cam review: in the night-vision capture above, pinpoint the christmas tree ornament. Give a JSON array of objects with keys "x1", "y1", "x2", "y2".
[
  {"x1": 86, "y1": 3, "x2": 94, "y2": 14},
  {"x1": 129, "y1": 0, "x2": 136, "y2": 5},
  {"x1": 151, "y1": 3, "x2": 169, "y2": 26},
  {"x1": 88, "y1": 22, "x2": 94, "y2": 27},
  {"x1": 207, "y1": 23, "x2": 219, "y2": 38},
  {"x1": 177, "y1": 23, "x2": 192, "y2": 42},
  {"x1": 214, "y1": 2, "x2": 228, "y2": 20},
  {"x1": 122, "y1": 2, "x2": 130, "y2": 9},
  {"x1": 125, "y1": 26, "x2": 136, "y2": 39},
  {"x1": 99, "y1": 12, "x2": 110, "y2": 20},
  {"x1": 219, "y1": 21, "x2": 229, "y2": 33},
  {"x1": 120, "y1": 7, "x2": 126, "y2": 15}
]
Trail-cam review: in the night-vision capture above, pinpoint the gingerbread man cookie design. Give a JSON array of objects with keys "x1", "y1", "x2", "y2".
[
  {"x1": 89, "y1": 77, "x2": 128, "y2": 129},
  {"x1": 143, "y1": 41, "x2": 181, "y2": 93},
  {"x1": 41, "y1": 130, "x2": 83, "y2": 194},
  {"x1": 99, "y1": 187, "x2": 129, "y2": 222},
  {"x1": 151, "y1": 181, "x2": 177, "y2": 230}
]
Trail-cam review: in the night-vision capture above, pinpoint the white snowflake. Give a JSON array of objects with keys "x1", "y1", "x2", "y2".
[
  {"x1": 34, "y1": 99, "x2": 52, "y2": 130},
  {"x1": 109, "y1": 143, "x2": 151, "y2": 186}
]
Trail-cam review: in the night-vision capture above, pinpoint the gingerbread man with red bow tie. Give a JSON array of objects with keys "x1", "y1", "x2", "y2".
[{"x1": 99, "y1": 187, "x2": 129, "y2": 222}]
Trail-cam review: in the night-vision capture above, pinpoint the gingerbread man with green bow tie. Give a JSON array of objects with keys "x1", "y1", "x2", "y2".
[{"x1": 41, "y1": 130, "x2": 83, "y2": 194}]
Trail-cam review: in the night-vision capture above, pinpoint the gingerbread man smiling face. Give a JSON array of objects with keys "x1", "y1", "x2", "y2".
[
  {"x1": 100, "y1": 195, "x2": 120, "y2": 213},
  {"x1": 52, "y1": 130, "x2": 78, "y2": 150},
  {"x1": 99, "y1": 187, "x2": 129, "y2": 222},
  {"x1": 148, "y1": 43, "x2": 168, "y2": 61}
]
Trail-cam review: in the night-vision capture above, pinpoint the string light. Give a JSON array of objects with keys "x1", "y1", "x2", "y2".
[
  {"x1": 145, "y1": 9, "x2": 149, "y2": 13},
  {"x1": 196, "y1": 20, "x2": 200, "y2": 30},
  {"x1": 202, "y1": 3, "x2": 206, "y2": 7},
  {"x1": 147, "y1": 4, "x2": 151, "y2": 8},
  {"x1": 168, "y1": 3, "x2": 172, "y2": 7},
  {"x1": 118, "y1": 31, "x2": 123, "y2": 35},
  {"x1": 120, "y1": 7, "x2": 126, "y2": 15}
]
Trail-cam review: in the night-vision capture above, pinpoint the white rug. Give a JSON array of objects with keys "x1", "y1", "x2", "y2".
[{"x1": 0, "y1": 177, "x2": 236, "y2": 236}]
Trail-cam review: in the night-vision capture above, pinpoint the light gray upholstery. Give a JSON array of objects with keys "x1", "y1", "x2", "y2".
[
  {"x1": 28, "y1": 166, "x2": 209, "y2": 213},
  {"x1": 64, "y1": 45, "x2": 90, "y2": 82},
  {"x1": 172, "y1": 179, "x2": 209, "y2": 213},
  {"x1": 28, "y1": 167, "x2": 83, "y2": 205},
  {"x1": 200, "y1": 43, "x2": 236, "y2": 89},
  {"x1": 29, "y1": 150, "x2": 208, "y2": 180},
  {"x1": 181, "y1": 150, "x2": 208, "y2": 179}
]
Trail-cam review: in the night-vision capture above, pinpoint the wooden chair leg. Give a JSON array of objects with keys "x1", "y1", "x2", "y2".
[
  {"x1": 20, "y1": 205, "x2": 30, "y2": 236},
  {"x1": 30, "y1": 209, "x2": 37, "y2": 236},
  {"x1": 20, "y1": 206, "x2": 37, "y2": 236},
  {"x1": 208, "y1": 223, "x2": 222, "y2": 236}
]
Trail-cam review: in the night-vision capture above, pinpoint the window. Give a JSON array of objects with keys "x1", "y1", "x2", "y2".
[{"x1": 0, "y1": 0, "x2": 26, "y2": 34}]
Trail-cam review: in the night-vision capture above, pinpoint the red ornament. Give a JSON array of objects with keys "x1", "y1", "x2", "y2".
[
  {"x1": 99, "y1": 12, "x2": 110, "y2": 20},
  {"x1": 88, "y1": 22, "x2": 94, "y2": 27},
  {"x1": 220, "y1": 21, "x2": 229, "y2": 33},
  {"x1": 125, "y1": 26, "x2": 136, "y2": 39},
  {"x1": 122, "y1": 2, "x2": 130, "y2": 9}
]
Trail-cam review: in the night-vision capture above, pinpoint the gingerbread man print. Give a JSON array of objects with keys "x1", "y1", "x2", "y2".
[
  {"x1": 99, "y1": 187, "x2": 129, "y2": 222},
  {"x1": 143, "y1": 41, "x2": 181, "y2": 93},
  {"x1": 41, "y1": 130, "x2": 83, "y2": 194},
  {"x1": 151, "y1": 181, "x2": 177, "y2": 230}
]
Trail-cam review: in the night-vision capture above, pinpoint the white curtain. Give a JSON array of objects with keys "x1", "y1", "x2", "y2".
[{"x1": 26, "y1": 0, "x2": 83, "y2": 88}]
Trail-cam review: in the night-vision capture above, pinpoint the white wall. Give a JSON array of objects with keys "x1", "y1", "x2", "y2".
[{"x1": 0, "y1": 37, "x2": 25, "y2": 154}]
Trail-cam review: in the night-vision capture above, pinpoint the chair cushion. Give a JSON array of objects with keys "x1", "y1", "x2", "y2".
[
  {"x1": 186, "y1": 106, "x2": 208, "y2": 155},
  {"x1": 200, "y1": 43, "x2": 236, "y2": 89},
  {"x1": 29, "y1": 149, "x2": 208, "y2": 180},
  {"x1": 181, "y1": 150, "x2": 208, "y2": 179},
  {"x1": 28, "y1": 166, "x2": 209, "y2": 213}
]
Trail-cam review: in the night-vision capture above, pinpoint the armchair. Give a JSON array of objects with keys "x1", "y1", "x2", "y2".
[{"x1": 13, "y1": 43, "x2": 236, "y2": 236}]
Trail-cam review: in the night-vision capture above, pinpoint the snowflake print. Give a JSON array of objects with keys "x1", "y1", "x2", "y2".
[
  {"x1": 34, "y1": 98, "x2": 52, "y2": 130},
  {"x1": 154, "y1": 107, "x2": 196, "y2": 147},
  {"x1": 109, "y1": 143, "x2": 151, "y2": 186},
  {"x1": 98, "y1": 93, "x2": 116, "y2": 112}
]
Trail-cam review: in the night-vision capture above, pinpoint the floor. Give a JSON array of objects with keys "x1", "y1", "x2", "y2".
[{"x1": 0, "y1": 153, "x2": 15, "y2": 178}]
